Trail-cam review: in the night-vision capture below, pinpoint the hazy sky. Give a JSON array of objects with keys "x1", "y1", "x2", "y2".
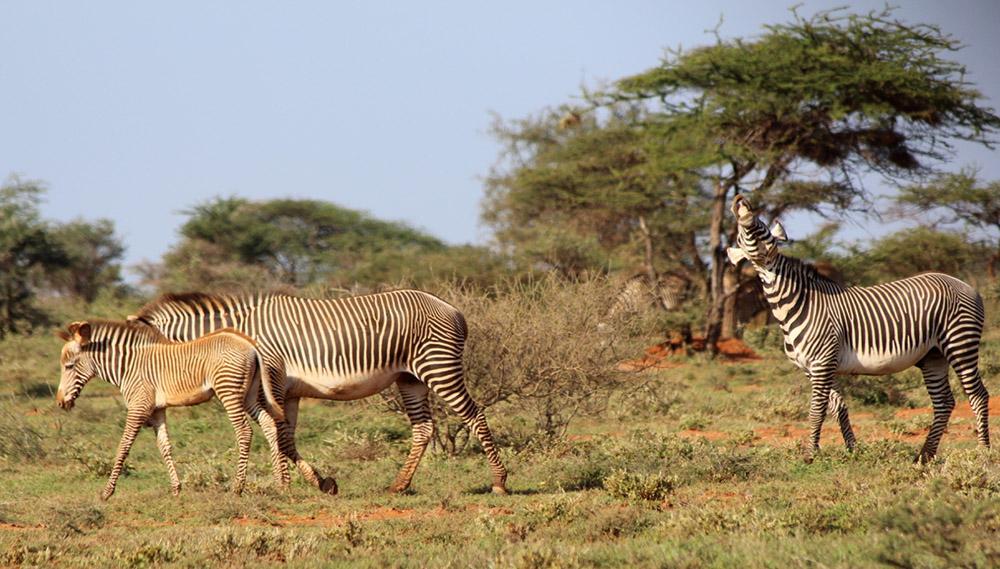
[{"x1": 2, "y1": 1, "x2": 998, "y2": 272}]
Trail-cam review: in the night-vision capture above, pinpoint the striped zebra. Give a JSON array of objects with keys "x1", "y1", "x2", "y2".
[
  {"x1": 55, "y1": 319, "x2": 332, "y2": 500},
  {"x1": 727, "y1": 194, "x2": 989, "y2": 463},
  {"x1": 131, "y1": 289, "x2": 509, "y2": 494}
]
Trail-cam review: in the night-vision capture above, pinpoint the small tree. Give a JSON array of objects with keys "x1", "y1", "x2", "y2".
[
  {"x1": 0, "y1": 176, "x2": 67, "y2": 337},
  {"x1": 166, "y1": 197, "x2": 450, "y2": 289},
  {"x1": 895, "y1": 170, "x2": 1000, "y2": 278},
  {"x1": 45, "y1": 219, "x2": 126, "y2": 302}
]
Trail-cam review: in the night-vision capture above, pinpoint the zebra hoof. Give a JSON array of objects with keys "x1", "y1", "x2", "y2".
[
  {"x1": 388, "y1": 484, "x2": 409, "y2": 494},
  {"x1": 320, "y1": 477, "x2": 338, "y2": 496},
  {"x1": 171, "y1": 485, "x2": 181, "y2": 497},
  {"x1": 491, "y1": 485, "x2": 510, "y2": 496}
]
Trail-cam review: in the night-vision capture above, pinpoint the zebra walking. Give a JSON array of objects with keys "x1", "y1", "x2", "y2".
[
  {"x1": 727, "y1": 194, "x2": 989, "y2": 462},
  {"x1": 55, "y1": 319, "x2": 332, "y2": 499},
  {"x1": 131, "y1": 289, "x2": 509, "y2": 494}
]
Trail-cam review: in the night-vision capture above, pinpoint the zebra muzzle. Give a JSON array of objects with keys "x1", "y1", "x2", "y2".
[{"x1": 56, "y1": 390, "x2": 74, "y2": 410}]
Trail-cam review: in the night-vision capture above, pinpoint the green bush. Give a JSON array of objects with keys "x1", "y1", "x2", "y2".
[{"x1": 602, "y1": 469, "x2": 677, "y2": 502}]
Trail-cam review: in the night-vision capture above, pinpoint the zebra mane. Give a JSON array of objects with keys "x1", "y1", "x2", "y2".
[
  {"x1": 133, "y1": 292, "x2": 248, "y2": 323},
  {"x1": 782, "y1": 254, "x2": 846, "y2": 289},
  {"x1": 84, "y1": 319, "x2": 169, "y2": 347}
]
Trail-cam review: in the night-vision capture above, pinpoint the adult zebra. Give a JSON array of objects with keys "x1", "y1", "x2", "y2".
[
  {"x1": 727, "y1": 194, "x2": 989, "y2": 463},
  {"x1": 131, "y1": 289, "x2": 508, "y2": 494}
]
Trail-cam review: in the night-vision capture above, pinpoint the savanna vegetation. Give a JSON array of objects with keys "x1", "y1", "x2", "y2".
[{"x1": 2, "y1": 6, "x2": 1000, "y2": 568}]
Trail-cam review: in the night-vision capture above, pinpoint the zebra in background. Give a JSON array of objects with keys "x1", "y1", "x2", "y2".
[
  {"x1": 55, "y1": 320, "x2": 331, "y2": 499},
  {"x1": 131, "y1": 289, "x2": 509, "y2": 494},
  {"x1": 606, "y1": 273, "x2": 690, "y2": 317},
  {"x1": 727, "y1": 194, "x2": 989, "y2": 462}
]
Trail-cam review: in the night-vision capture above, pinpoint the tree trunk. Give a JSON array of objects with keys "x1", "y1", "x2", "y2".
[
  {"x1": 722, "y1": 267, "x2": 738, "y2": 338},
  {"x1": 705, "y1": 181, "x2": 729, "y2": 356},
  {"x1": 637, "y1": 215, "x2": 668, "y2": 311}
]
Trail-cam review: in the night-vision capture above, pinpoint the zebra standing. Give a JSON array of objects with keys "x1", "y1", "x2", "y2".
[
  {"x1": 727, "y1": 194, "x2": 989, "y2": 462},
  {"x1": 56, "y1": 319, "x2": 332, "y2": 499},
  {"x1": 131, "y1": 289, "x2": 509, "y2": 494}
]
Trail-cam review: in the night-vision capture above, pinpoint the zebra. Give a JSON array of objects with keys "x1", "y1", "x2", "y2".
[
  {"x1": 727, "y1": 194, "x2": 989, "y2": 463},
  {"x1": 55, "y1": 319, "x2": 333, "y2": 499},
  {"x1": 130, "y1": 289, "x2": 509, "y2": 494}
]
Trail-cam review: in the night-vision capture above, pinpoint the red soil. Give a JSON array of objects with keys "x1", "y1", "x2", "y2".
[
  {"x1": 677, "y1": 429, "x2": 729, "y2": 441},
  {"x1": 619, "y1": 336, "x2": 762, "y2": 371},
  {"x1": 896, "y1": 397, "x2": 1000, "y2": 420}
]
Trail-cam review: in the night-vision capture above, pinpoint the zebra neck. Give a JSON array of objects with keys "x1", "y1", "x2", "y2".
[{"x1": 760, "y1": 257, "x2": 809, "y2": 330}]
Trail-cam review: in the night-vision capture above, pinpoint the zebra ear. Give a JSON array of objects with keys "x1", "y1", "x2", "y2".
[
  {"x1": 726, "y1": 247, "x2": 748, "y2": 265},
  {"x1": 770, "y1": 221, "x2": 788, "y2": 242},
  {"x1": 69, "y1": 321, "x2": 92, "y2": 345},
  {"x1": 55, "y1": 329, "x2": 72, "y2": 342}
]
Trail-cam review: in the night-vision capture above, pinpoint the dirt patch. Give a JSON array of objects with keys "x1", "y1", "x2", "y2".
[
  {"x1": 896, "y1": 398, "x2": 1000, "y2": 420},
  {"x1": 0, "y1": 522, "x2": 45, "y2": 532},
  {"x1": 620, "y1": 336, "x2": 761, "y2": 371},
  {"x1": 677, "y1": 429, "x2": 728, "y2": 441}
]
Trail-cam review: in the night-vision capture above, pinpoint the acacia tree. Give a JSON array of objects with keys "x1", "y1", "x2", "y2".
[
  {"x1": 895, "y1": 170, "x2": 1000, "y2": 278},
  {"x1": 45, "y1": 219, "x2": 126, "y2": 302},
  {"x1": 157, "y1": 196, "x2": 496, "y2": 291},
  {"x1": 484, "y1": 105, "x2": 711, "y2": 300},
  {"x1": 604, "y1": 7, "x2": 1000, "y2": 351}
]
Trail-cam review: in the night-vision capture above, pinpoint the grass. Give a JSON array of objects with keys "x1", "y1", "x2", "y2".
[{"x1": 2, "y1": 317, "x2": 1000, "y2": 567}]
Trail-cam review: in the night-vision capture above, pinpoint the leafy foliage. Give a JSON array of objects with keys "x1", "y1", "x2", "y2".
[
  {"x1": 154, "y1": 196, "x2": 506, "y2": 291},
  {"x1": 0, "y1": 177, "x2": 67, "y2": 338}
]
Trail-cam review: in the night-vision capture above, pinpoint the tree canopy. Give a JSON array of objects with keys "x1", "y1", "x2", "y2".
[{"x1": 155, "y1": 196, "x2": 504, "y2": 291}]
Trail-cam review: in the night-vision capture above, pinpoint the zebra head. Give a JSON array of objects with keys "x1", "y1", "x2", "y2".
[
  {"x1": 727, "y1": 195, "x2": 788, "y2": 275},
  {"x1": 55, "y1": 321, "x2": 97, "y2": 410}
]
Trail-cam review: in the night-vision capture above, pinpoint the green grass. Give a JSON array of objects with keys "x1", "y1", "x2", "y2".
[{"x1": 3, "y1": 325, "x2": 1000, "y2": 568}]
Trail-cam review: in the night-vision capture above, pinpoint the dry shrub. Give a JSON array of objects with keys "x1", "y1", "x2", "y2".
[{"x1": 434, "y1": 276, "x2": 640, "y2": 444}]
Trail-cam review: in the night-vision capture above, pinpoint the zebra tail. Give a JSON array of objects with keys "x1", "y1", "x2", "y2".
[{"x1": 256, "y1": 351, "x2": 286, "y2": 423}]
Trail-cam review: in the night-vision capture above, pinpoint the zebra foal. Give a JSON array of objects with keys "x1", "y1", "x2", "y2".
[
  {"x1": 727, "y1": 194, "x2": 989, "y2": 463},
  {"x1": 55, "y1": 319, "x2": 332, "y2": 499}
]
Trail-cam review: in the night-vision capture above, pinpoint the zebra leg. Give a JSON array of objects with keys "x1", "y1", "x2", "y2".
[
  {"x1": 146, "y1": 408, "x2": 181, "y2": 496},
  {"x1": 247, "y1": 400, "x2": 291, "y2": 488},
  {"x1": 285, "y1": 395, "x2": 301, "y2": 467},
  {"x1": 943, "y1": 341, "x2": 990, "y2": 449},
  {"x1": 389, "y1": 373, "x2": 434, "y2": 493},
  {"x1": 827, "y1": 387, "x2": 856, "y2": 451},
  {"x1": 416, "y1": 363, "x2": 508, "y2": 494},
  {"x1": 220, "y1": 395, "x2": 253, "y2": 496},
  {"x1": 805, "y1": 369, "x2": 834, "y2": 463},
  {"x1": 102, "y1": 407, "x2": 150, "y2": 500},
  {"x1": 270, "y1": 398, "x2": 337, "y2": 495},
  {"x1": 916, "y1": 349, "x2": 956, "y2": 463}
]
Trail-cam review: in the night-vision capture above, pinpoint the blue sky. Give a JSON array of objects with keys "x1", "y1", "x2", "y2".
[{"x1": 2, "y1": 1, "x2": 998, "y2": 272}]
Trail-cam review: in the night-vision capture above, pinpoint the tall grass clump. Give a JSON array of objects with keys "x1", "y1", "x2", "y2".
[{"x1": 0, "y1": 399, "x2": 45, "y2": 460}]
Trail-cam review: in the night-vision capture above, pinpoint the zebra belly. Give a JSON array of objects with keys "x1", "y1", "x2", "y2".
[
  {"x1": 155, "y1": 385, "x2": 214, "y2": 408},
  {"x1": 838, "y1": 343, "x2": 932, "y2": 375},
  {"x1": 285, "y1": 364, "x2": 404, "y2": 401}
]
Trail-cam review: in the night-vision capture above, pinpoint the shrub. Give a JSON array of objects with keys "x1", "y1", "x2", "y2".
[
  {"x1": 387, "y1": 276, "x2": 642, "y2": 446},
  {"x1": 602, "y1": 469, "x2": 677, "y2": 502}
]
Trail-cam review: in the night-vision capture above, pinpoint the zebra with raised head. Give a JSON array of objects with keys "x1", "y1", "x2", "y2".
[
  {"x1": 131, "y1": 289, "x2": 509, "y2": 494},
  {"x1": 55, "y1": 319, "x2": 332, "y2": 499},
  {"x1": 727, "y1": 194, "x2": 989, "y2": 463}
]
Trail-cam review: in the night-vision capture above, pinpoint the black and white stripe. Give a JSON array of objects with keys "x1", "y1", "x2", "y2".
[
  {"x1": 728, "y1": 195, "x2": 989, "y2": 462},
  {"x1": 132, "y1": 289, "x2": 508, "y2": 494},
  {"x1": 56, "y1": 319, "x2": 333, "y2": 499}
]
